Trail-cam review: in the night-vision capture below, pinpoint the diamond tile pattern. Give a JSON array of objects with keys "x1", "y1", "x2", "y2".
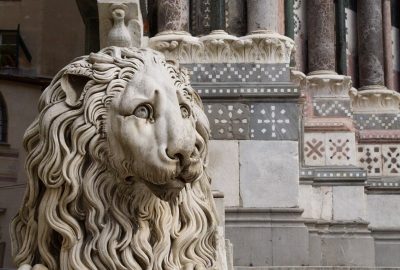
[
  {"x1": 382, "y1": 145, "x2": 400, "y2": 176},
  {"x1": 357, "y1": 145, "x2": 382, "y2": 176},
  {"x1": 326, "y1": 133, "x2": 357, "y2": 166}
]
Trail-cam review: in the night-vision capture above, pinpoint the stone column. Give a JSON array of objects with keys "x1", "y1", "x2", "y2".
[
  {"x1": 225, "y1": 0, "x2": 246, "y2": 36},
  {"x1": 157, "y1": 0, "x2": 189, "y2": 33},
  {"x1": 306, "y1": 0, "x2": 335, "y2": 73},
  {"x1": 191, "y1": 0, "x2": 225, "y2": 36},
  {"x1": 382, "y1": 0, "x2": 394, "y2": 89},
  {"x1": 357, "y1": 0, "x2": 385, "y2": 88},
  {"x1": 247, "y1": 0, "x2": 282, "y2": 33}
]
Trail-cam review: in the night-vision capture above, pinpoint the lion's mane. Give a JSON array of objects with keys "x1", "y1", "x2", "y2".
[{"x1": 11, "y1": 47, "x2": 218, "y2": 270}]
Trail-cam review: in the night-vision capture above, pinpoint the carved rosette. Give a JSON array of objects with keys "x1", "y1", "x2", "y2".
[
  {"x1": 350, "y1": 86, "x2": 400, "y2": 113},
  {"x1": 305, "y1": 71, "x2": 352, "y2": 98},
  {"x1": 149, "y1": 30, "x2": 295, "y2": 64}
]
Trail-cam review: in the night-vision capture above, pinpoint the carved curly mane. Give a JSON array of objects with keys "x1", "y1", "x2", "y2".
[{"x1": 11, "y1": 47, "x2": 218, "y2": 270}]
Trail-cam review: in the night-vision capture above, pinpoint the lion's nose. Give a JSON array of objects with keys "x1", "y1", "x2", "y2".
[{"x1": 166, "y1": 145, "x2": 194, "y2": 167}]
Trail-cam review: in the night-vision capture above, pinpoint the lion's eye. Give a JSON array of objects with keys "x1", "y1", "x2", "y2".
[
  {"x1": 180, "y1": 105, "x2": 190, "y2": 118},
  {"x1": 133, "y1": 104, "x2": 152, "y2": 119}
]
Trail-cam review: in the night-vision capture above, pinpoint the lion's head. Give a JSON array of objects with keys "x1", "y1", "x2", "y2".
[{"x1": 11, "y1": 47, "x2": 219, "y2": 270}]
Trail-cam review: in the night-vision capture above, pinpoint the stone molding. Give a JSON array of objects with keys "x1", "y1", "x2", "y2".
[
  {"x1": 300, "y1": 167, "x2": 367, "y2": 186},
  {"x1": 359, "y1": 130, "x2": 400, "y2": 143},
  {"x1": 366, "y1": 180, "x2": 400, "y2": 194},
  {"x1": 304, "y1": 118, "x2": 355, "y2": 132},
  {"x1": 225, "y1": 208, "x2": 305, "y2": 226},
  {"x1": 350, "y1": 86, "x2": 400, "y2": 114},
  {"x1": 149, "y1": 30, "x2": 295, "y2": 64}
]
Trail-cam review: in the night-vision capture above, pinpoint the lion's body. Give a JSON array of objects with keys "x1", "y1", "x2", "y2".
[{"x1": 11, "y1": 47, "x2": 219, "y2": 270}]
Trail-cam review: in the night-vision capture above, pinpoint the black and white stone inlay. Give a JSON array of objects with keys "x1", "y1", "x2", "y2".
[
  {"x1": 184, "y1": 63, "x2": 290, "y2": 83},
  {"x1": 354, "y1": 113, "x2": 400, "y2": 130},
  {"x1": 194, "y1": 85, "x2": 298, "y2": 97},
  {"x1": 313, "y1": 100, "x2": 352, "y2": 117},
  {"x1": 204, "y1": 102, "x2": 299, "y2": 140}
]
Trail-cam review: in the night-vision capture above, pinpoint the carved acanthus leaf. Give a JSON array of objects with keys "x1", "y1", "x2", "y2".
[
  {"x1": 306, "y1": 71, "x2": 352, "y2": 98},
  {"x1": 350, "y1": 86, "x2": 400, "y2": 113},
  {"x1": 149, "y1": 30, "x2": 295, "y2": 64}
]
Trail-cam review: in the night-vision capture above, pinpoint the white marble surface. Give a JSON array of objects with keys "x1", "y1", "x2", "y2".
[
  {"x1": 333, "y1": 186, "x2": 367, "y2": 221},
  {"x1": 208, "y1": 140, "x2": 240, "y2": 207},
  {"x1": 239, "y1": 141, "x2": 299, "y2": 208}
]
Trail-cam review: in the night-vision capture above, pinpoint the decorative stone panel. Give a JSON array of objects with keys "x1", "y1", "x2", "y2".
[
  {"x1": 357, "y1": 145, "x2": 382, "y2": 176},
  {"x1": 312, "y1": 99, "x2": 352, "y2": 117},
  {"x1": 193, "y1": 84, "x2": 298, "y2": 98},
  {"x1": 204, "y1": 102, "x2": 299, "y2": 140},
  {"x1": 354, "y1": 113, "x2": 400, "y2": 130},
  {"x1": 325, "y1": 133, "x2": 357, "y2": 166},
  {"x1": 304, "y1": 133, "x2": 326, "y2": 166},
  {"x1": 303, "y1": 132, "x2": 357, "y2": 166},
  {"x1": 205, "y1": 103, "x2": 250, "y2": 140},
  {"x1": 382, "y1": 145, "x2": 400, "y2": 176},
  {"x1": 184, "y1": 63, "x2": 290, "y2": 83}
]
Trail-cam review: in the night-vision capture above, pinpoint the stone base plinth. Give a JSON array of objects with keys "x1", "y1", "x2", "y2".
[
  {"x1": 226, "y1": 208, "x2": 309, "y2": 267},
  {"x1": 306, "y1": 221, "x2": 375, "y2": 267},
  {"x1": 372, "y1": 228, "x2": 400, "y2": 267}
]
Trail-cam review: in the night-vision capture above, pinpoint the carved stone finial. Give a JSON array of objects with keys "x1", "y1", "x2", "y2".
[{"x1": 98, "y1": 0, "x2": 143, "y2": 48}]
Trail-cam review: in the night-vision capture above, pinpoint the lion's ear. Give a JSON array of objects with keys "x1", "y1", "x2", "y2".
[{"x1": 61, "y1": 73, "x2": 91, "y2": 106}]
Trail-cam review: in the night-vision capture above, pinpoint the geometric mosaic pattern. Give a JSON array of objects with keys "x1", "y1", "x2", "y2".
[
  {"x1": 249, "y1": 103, "x2": 298, "y2": 140},
  {"x1": 204, "y1": 102, "x2": 299, "y2": 140},
  {"x1": 382, "y1": 145, "x2": 400, "y2": 176},
  {"x1": 357, "y1": 145, "x2": 382, "y2": 176},
  {"x1": 184, "y1": 63, "x2": 290, "y2": 83},
  {"x1": 303, "y1": 132, "x2": 357, "y2": 166},
  {"x1": 313, "y1": 99, "x2": 352, "y2": 117},
  {"x1": 194, "y1": 85, "x2": 299, "y2": 97},
  {"x1": 205, "y1": 103, "x2": 250, "y2": 140},
  {"x1": 354, "y1": 113, "x2": 400, "y2": 130},
  {"x1": 326, "y1": 137, "x2": 353, "y2": 165},
  {"x1": 304, "y1": 133, "x2": 325, "y2": 166}
]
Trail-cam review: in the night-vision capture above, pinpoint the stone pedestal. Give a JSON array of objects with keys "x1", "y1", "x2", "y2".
[
  {"x1": 226, "y1": 208, "x2": 309, "y2": 267},
  {"x1": 372, "y1": 228, "x2": 400, "y2": 267},
  {"x1": 306, "y1": 220, "x2": 375, "y2": 267},
  {"x1": 357, "y1": 0, "x2": 385, "y2": 87},
  {"x1": 301, "y1": 71, "x2": 357, "y2": 167},
  {"x1": 157, "y1": 0, "x2": 189, "y2": 32},
  {"x1": 306, "y1": 0, "x2": 335, "y2": 72}
]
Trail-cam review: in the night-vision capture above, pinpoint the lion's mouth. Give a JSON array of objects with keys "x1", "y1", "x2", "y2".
[{"x1": 124, "y1": 162, "x2": 202, "y2": 201}]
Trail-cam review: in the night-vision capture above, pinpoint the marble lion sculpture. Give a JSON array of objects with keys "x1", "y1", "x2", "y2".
[{"x1": 11, "y1": 47, "x2": 222, "y2": 270}]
